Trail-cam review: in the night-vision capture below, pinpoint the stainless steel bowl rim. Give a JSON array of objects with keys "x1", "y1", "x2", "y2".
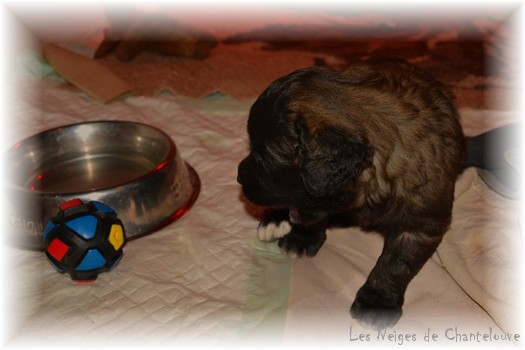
[
  {"x1": 8, "y1": 120, "x2": 177, "y2": 195},
  {"x1": 6, "y1": 120, "x2": 201, "y2": 249}
]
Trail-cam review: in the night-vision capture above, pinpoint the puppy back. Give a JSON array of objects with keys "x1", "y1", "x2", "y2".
[{"x1": 285, "y1": 61, "x2": 466, "y2": 210}]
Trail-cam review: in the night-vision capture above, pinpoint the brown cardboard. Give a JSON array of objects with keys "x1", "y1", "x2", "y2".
[{"x1": 43, "y1": 44, "x2": 134, "y2": 103}]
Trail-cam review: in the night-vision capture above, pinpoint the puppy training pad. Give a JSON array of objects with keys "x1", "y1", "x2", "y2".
[{"x1": 437, "y1": 168, "x2": 522, "y2": 335}]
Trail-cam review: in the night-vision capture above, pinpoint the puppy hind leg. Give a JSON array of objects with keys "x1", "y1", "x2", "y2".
[{"x1": 350, "y1": 230, "x2": 443, "y2": 330}]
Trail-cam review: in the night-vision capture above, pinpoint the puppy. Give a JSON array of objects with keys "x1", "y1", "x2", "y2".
[
  {"x1": 95, "y1": 14, "x2": 217, "y2": 61},
  {"x1": 237, "y1": 59, "x2": 466, "y2": 329}
]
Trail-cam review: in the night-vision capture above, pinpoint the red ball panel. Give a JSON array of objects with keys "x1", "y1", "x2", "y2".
[
  {"x1": 59, "y1": 198, "x2": 83, "y2": 211},
  {"x1": 47, "y1": 238, "x2": 69, "y2": 262}
]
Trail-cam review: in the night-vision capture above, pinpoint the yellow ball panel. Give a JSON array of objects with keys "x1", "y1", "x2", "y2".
[{"x1": 109, "y1": 224, "x2": 124, "y2": 250}]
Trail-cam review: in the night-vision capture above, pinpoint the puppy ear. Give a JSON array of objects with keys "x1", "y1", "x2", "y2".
[{"x1": 296, "y1": 118, "x2": 367, "y2": 197}]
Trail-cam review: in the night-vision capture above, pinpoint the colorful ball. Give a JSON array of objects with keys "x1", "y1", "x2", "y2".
[{"x1": 43, "y1": 199, "x2": 127, "y2": 280}]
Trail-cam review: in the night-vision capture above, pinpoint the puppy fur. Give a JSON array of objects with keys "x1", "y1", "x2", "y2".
[{"x1": 237, "y1": 59, "x2": 466, "y2": 329}]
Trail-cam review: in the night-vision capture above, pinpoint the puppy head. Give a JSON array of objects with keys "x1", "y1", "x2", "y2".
[
  {"x1": 295, "y1": 118, "x2": 368, "y2": 198},
  {"x1": 237, "y1": 67, "x2": 369, "y2": 210}
]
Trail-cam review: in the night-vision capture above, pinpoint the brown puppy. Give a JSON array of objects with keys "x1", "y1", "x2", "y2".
[
  {"x1": 95, "y1": 14, "x2": 217, "y2": 62},
  {"x1": 237, "y1": 59, "x2": 466, "y2": 329}
]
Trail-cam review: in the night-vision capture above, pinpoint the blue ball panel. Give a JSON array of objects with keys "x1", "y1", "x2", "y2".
[
  {"x1": 92, "y1": 201, "x2": 115, "y2": 214},
  {"x1": 43, "y1": 221, "x2": 55, "y2": 242},
  {"x1": 65, "y1": 215, "x2": 98, "y2": 240},
  {"x1": 76, "y1": 249, "x2": 107, "y2": 271}
]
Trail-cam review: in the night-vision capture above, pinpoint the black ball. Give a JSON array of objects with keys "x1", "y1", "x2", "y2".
[{"x1": 43, "y1": 199, "x2": 127, "y2": 280}]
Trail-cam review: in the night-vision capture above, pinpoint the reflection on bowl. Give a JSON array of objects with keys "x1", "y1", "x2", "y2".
[{"x1": 6, "y1": 121, "x2": 200, "y2": 250}]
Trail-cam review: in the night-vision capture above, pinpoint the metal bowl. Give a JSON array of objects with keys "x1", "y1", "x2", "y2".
[{"x1": 6, "y1": 121, "x2": 200, "y2": 250}]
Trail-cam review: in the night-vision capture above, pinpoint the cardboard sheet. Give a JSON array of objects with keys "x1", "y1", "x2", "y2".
[{"x1": 44, "y1": 44, "x2": 134, "y2": 104}]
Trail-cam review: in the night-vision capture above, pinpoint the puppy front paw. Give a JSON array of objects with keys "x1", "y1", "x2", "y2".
[
  {"x1": 257, "y1": 220, "x2": 292, "y2": 242},
  {"x1": 350, "y1": 285, "x2": 402, "y2": 330},
  {"x1": 278, "y1": 228, "x2": 326, "y2": 258},
  {"x1": 257, "y1": 209, "x2": 292, "y2": 242}
]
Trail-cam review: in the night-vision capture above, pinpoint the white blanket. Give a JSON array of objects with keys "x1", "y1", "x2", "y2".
[{"x1": 3, "y1": 76, "x2": 522, "y2": 348}]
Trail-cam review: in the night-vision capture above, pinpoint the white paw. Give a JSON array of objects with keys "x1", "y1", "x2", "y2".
[
  {"x1": 257, "y1": 221, "x2": 292, "y2": 242},
  {"x1": 285, "y1": 251, "x2": 300, "y2": 259}
]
